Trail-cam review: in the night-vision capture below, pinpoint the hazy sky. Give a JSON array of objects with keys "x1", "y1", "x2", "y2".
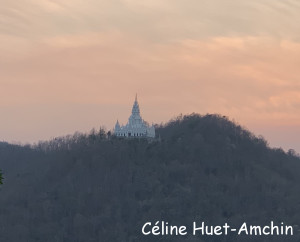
[{"x1": 1, "y1": 0, "x2": 300, "y2": 152}]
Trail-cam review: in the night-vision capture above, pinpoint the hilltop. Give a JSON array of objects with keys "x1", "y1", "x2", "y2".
[{"x1": 0, "y1": 114, "x2": 300, "y2": 242}]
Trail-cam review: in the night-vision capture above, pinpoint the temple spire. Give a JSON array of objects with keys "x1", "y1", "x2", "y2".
[
  {"x1": 132, "y1": 94, "x2": 140, "y2": 115},
  {"x1": 113, "y1": 95, "x2": 155, "y2": 138}
]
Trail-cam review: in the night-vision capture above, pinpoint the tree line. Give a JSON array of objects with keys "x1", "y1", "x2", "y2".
[{"x1": 0, "y1": 114, "x2": 299, "y2": 242}]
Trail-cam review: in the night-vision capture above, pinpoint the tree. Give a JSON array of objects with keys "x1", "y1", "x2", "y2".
[{"x1": 0, "y1": 169, "x2": 3, "y2": 185}]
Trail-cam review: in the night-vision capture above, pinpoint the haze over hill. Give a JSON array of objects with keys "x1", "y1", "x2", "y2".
[{"x1": 0, "y1": 114, "x2": 300, "y2": 242}]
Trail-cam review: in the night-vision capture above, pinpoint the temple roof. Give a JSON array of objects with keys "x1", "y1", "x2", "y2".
[
  {"x1": 114, "y1": 95, "x2": 155, "y2": 138},
  {"x1": 131, "y1": 94, "x2": 140, "y2": 115}
]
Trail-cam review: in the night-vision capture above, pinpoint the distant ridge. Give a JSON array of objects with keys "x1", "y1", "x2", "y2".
[{"x1": 0, "y1": 113, "x2": 299, "y2": 242}]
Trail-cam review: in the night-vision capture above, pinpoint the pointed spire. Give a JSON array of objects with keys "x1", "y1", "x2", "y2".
[
  {"x1": 132, "y1": 94, "x2": 140, "y2": 115},
  {"x1": 115, "y1": 119, "x2": 120, "y2": 129}
]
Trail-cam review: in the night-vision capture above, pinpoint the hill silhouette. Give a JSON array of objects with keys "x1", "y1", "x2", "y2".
[{"x1": 0, "y1": 114, "x2": 300, "y2": 242}]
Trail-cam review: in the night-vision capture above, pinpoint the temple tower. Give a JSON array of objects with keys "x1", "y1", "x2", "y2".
[{"x1": 114, "y1": 95, "x2": 155, "y2": 138}]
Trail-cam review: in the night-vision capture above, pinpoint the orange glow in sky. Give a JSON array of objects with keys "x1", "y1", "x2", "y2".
[{"x1": 1, "y1": 0, "x2": 300, "y2": 152}]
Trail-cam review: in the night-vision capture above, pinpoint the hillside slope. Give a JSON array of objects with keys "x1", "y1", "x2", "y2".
[{"x1": 0, "y1": 114, "x2": 300, "y2": 242}]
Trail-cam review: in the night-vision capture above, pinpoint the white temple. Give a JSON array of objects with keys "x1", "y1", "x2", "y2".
[{"x1": 114, "y1": 95, "x2": 155, "y2": 138}]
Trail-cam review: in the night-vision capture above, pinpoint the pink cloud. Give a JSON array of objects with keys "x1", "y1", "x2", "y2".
[{"x1": 0, "y1": 31, "x2": 300, "y2": 151}]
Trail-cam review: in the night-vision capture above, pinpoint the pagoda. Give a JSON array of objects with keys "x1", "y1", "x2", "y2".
[{"x1": 114, "y1": 95, "x2": 155, "y2": 138}]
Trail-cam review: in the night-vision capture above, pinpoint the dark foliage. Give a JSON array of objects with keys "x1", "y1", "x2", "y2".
[{"x1": 0, "y1": 114, "x2": 299, "y2": 242}]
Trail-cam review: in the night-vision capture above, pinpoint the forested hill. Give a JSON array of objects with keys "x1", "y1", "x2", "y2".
[{"x1": 0, "y1": 114, "x2": 300, "y2": 242}]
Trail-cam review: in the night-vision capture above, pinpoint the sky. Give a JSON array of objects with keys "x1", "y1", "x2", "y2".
[{"x1": 1, "y1": 0, "x2": 300, "y2": 152}]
